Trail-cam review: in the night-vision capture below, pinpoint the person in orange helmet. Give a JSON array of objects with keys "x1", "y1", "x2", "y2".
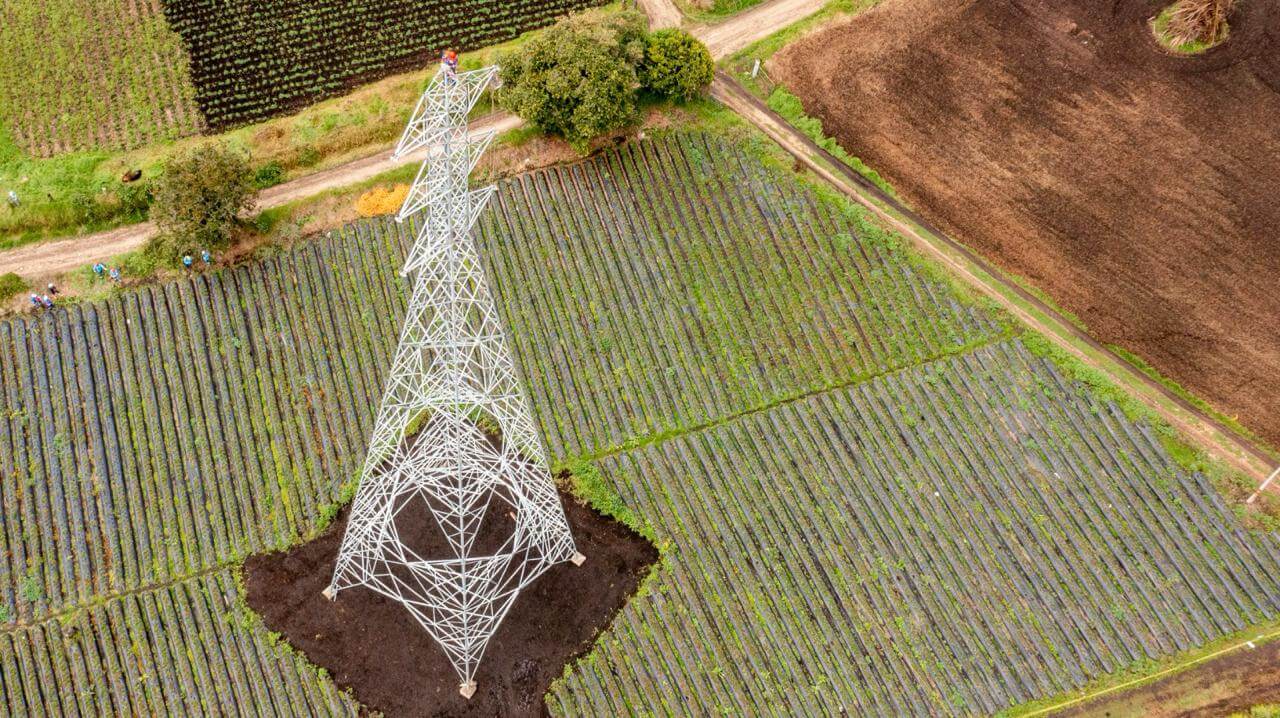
[{"x1": 441, "y1": 48, "x2": 459, "y2": 80}]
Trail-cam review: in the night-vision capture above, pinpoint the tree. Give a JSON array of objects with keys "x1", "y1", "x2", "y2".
[
  {"x1": 497, "y1": 11, "x2": 648, "y2": 151},
  {"x1": 641, "y1": 29, "x2": 714, "y2": 103},
  {"x1": 147, "y1": 142, "x2": 254, "y2": 262}
]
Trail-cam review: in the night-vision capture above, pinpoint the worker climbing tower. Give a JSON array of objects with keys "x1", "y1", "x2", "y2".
[{"x1": 325, "y1": 63, "x2": 582, "y2": 699}]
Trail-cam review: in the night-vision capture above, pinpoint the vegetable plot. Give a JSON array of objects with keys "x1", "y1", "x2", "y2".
[
  {"x1": 161, "y1": 0, "x2": 606, "y2": 131},
  {"x1": 0, "y1": 0, "x2": 203, "y2": 156},
  {"x1": 0, "y1": 132, "x2": 1273, "y2": 715},
  {"x1": 548, "y1": 339, "x2": 1280, "y2": 716},
  {"x1": 476, "y1": 133, "x2": 1002, "y2": 461},
  {"x1": 0, "y1": 224, "x2": 412, "y2": 625},
  {"x1": 0, "y1": 570, "x2": 358, "y2": 716}
]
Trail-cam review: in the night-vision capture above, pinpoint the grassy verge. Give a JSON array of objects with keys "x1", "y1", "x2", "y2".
[
  {"x1": 723, "y1": 0, "x2": 881, "y2": 94},
  {"x1": 716, "y1": 9, "x2": 1280, "y2": 493},
  {"x1": 716, "y1": 0, "x2": 897, "y2": 196},
  {"x1": 0, "y1": 4, "x2": 623, "y2": 250},
  {"x1": 674, "y1": 0, "x2": 765, "y2": 22},
  {"x1": 999, "y1": 618, "x2": 1280, "y2": 717},
  {"x1": 1022, "y1": 329, "x2": 1279, "y2": 530}
]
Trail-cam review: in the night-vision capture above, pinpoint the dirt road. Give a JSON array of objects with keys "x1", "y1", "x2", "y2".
[
  {"x1": 774, "y1": 0, "x2": 1280, "y2": 448},
  {"x1": 700, "y1": 0, "x2": 825, "y2": 58},
  {"x1": 711, "y1": 72, "x2": 1279, "y2": 488},
  {"x1": 0, "y1": 113, "x2": 522, "y2": 280},
  {"x1": 637, "y1": 0, "x2": 681, "y2": 29},
  {"x1": 0, "y1": 0, "x2": 819, "y2": 280}
]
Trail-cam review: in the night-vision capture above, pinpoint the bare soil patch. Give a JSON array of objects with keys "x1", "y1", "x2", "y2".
[
  {"x1": 1062, "y1": 638, "x2": 1280, "y2": 717},
  {"x1": 243, "y1": 492, "x2": 657, "y2": 717},
  {"x1": 773, "y1": 0, "x2": 1280, "y2": 446}
]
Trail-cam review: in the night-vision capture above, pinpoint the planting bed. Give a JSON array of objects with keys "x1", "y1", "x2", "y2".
[
  {"x1": 773, "y1": 0, "x2": 1280, "y2": 447},
  {"x1": 0, "y1": 570, "x2": 358, "y2": 715},
  {"x1": 0, "y1": 0, "x2": 203, "y2": 155},
  {"x1": 549, "y1": 339, "x2": 1280, "y2": 716},
  {"x1": 1, "y1": 132, "x2": 1276, "y2": 715},
  {"x1": 244, "y1": 494, "x2": 657, "y2": 717},
  {"x1": 160, "y1": 0, "x2": 605, "y2": 131},
  {"x1": 476, "y1": 133, "x2": 1001, "y2": 460}
]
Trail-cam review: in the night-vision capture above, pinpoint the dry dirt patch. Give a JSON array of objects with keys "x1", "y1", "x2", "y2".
[
  {"x1": 773, "y1": 0, "x2": 1280, "y2": 446},
  {"x1": 244, "y1": 494, "x2": 657, "y2": 717}
]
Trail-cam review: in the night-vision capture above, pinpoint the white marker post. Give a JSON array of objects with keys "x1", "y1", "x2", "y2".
[{"x1": 1246, "y1": 465, "x2": 1280, "y2": 505}]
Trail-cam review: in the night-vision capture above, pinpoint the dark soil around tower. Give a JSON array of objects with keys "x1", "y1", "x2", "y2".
[
  {"x1": 773, "y1": 0, "x2": 1280, "y2": 448},
  {"x1": 243, "y1": 492, "x2": 658, "y2": 717}
]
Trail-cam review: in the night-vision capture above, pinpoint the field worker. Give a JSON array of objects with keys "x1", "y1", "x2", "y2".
[
  {"x1": 92, "y1": 262, "x2": 107, "y2": 278},
  {"x1": 6, "y1": 190, "x2": 17, "y2": 207},
  {"x1": 29, "y1": 294, "x2": 40, "y2": 308},
  {"x1": 46, "y1": 282, "x2": 59, "y2": 296},
  {"x1": 442, "y1": 49, "x2": 459, "y2": 82},
  {"x1": 182, "y1": 254, "x2": 194, "y2": 269},
  {"x1": 40, "y1": 295, "x2": 53, "y2": 309},
  {"x1": 201, "y1": 249, "x2": 212, "y2": 264},
  {"x1": 109, "y1": 267, "x2": 122, "y2": 284}
]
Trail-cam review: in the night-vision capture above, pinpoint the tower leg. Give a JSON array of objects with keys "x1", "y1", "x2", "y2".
[
  {"x1": 322, "y1": 586, "x2": 336, "y2": 601},
  {"x1": 571, "y1": 552, "x2": 586, "y2": 566},
  {"x1": 459, "y1": 681, "x2": 477, "y2": 699}
]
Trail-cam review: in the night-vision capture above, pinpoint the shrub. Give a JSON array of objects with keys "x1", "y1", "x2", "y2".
[
  {"x1": 1161, "y1": 0, "x2": 1234, "y2": 47},
  {"x1": 252, "y1": 161, "x2": 286, "y2": 189},
  {"x1": 497, "y1": 11, "x2": 648, "y2": 151},
  {"x1": 355, "y1": 184, "x2": 409, "y2": 217},
  {"x1": 641, "y1": 29, "x2": 714, "y2": 102},
  {"x1": 117, "y1": 181, "x2": 154, "y2": 221},
  {"x1": 0, "y1": 272, "x2": 28, "y2": 302},
  {"x1": 147, "y1": 142, "x2": 255, "y2": 262}
]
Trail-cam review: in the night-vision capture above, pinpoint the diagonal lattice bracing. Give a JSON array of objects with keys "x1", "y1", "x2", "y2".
[
  {"x1": 327, "y1": 65, "x2": 582, "y2": 699},
  {"x1": 393, "y1": 66, "x2": 500, "y2": 160}
]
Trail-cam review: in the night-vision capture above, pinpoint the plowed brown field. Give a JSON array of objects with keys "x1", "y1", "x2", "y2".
[{"x1": 774, "y1": 0, "x2": 1280, "y2": 447}]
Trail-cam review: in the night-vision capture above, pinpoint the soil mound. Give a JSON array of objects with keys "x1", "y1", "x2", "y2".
[
  {"x1": 773, "y1": 0, "x2": 1280, "y2": 446},
  {"x1": 244, "y1": 493, "x2": 658, "y2": 717}
]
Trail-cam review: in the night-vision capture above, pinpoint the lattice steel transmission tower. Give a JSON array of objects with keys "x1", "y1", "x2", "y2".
[{"x1": 325, "y1": 65, "x2": 583, "y2": 699}]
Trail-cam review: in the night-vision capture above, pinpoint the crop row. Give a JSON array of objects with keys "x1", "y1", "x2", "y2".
[
  {"x1": 548, "y1": 338, "x2": 1280, "y2": 716},
  {"x1": 0, "y1": 223, "x2": 414, "y2": 625},
  {"x1": 0, "y1": 132, "x2": 995, "y2": 626},
  {"x1": 161, "y1": 0, "x2": 605, "y2": 130},
  {"x1": 0, "y1": 0, "x2": 203, "y2": 156},
  {"x1": 476, "y1": 132, "x2": 1001, "y2": 461},
  {"x1": 0, "y1": 569, "x2": 358, "y2": 716}
]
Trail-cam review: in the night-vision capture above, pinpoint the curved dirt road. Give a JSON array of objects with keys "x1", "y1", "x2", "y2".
[
  {"x1": 0, "y1": 113, "x2": 523, "y2": 280},
  {"x1": 0, "y1": 0, "x2": 826, "y2": 281}
]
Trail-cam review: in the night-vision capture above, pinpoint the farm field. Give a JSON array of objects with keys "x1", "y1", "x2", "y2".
[
  {"x1": 0, "y1": 0, "x2": 606, "y2": 157},
  {"x1": 160, "y1": 0, "x2": 605, "y2": 132},
  {"x1": 0, "y1": 0, "x2": 203, "y2": 156},
  {"x1": 772, "y1": 0, "x2": 1280, "y2": 449},
  {"x1": 548, "y1": 339, "x2": 1280, "y2": 716},
  {"x1": 1, "y1": 132, "x2": 1277, "y2": 714}
]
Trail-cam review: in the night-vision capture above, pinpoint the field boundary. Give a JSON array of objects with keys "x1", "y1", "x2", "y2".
[
  {"x1": 711, "y1": 71, "x2": 1279, "y2": 486},
  {"x1": 560, "y1": 331, "x2": 1012, "y2": 469},
  {"x1": 1020, "y1": 626, "x2": 1280, "y2": 717}
]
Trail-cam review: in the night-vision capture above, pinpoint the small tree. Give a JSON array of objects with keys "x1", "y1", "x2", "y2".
[
  {"x1": 147, "y1": 142, "x2": 254, "y2": 262},
  {"x1": 497, "y1": 11, "x2": 648, "y2": 151},
  {"x1": 641, "y1": 29, "x2": 714, "y2": 103}
]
